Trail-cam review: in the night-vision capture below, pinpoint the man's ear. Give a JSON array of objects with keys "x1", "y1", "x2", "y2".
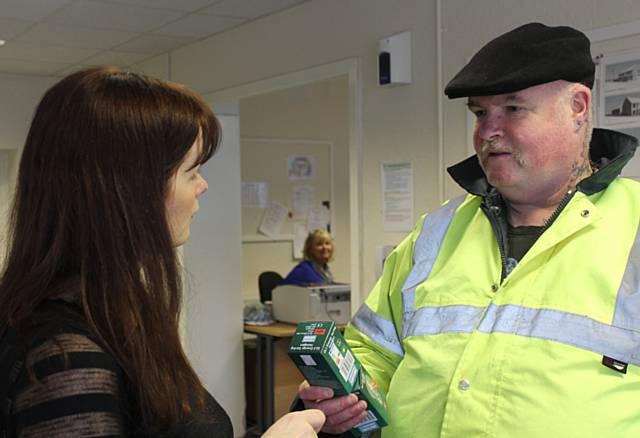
[{"x1": 570, "y1": 85, "x2": 591, "y2": 123}]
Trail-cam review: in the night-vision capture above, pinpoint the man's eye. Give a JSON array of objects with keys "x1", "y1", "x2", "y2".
[
  {"x1": 472, "y1": 109, "x2": 485, "y2": 118},
  {"x1": 506, "y1": 106, "x2": 522, "y2": 113}
]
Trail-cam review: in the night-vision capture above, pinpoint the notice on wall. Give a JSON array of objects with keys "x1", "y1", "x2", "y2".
[
  {"x1": 293, "y1": 223, "x2": 308, "y2": 259},
  {"x1": 307, "y1": 205, "x2": 330, "y2": 232},
  {"x1": 241, "y1": 182, "x2": 268, "y2": 208},
  {"x1": 382, "y1": 162, "x2": 414, "y2": 232},
  {"x1": 293, "y1": 184, "x2": 314, "y2": 219},
  {"x1": 258, "y1": 201, "x2": 288, "y2": 238}
]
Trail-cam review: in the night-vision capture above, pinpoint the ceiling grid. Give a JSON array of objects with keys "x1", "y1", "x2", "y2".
[{"x1": 0, "y1": 0, "x2": 309, "y2": 76}]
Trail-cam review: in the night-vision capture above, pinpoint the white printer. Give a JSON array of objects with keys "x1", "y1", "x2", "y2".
[{"x1": 271, "y1": 284, "x2": 351, "y2": 325}]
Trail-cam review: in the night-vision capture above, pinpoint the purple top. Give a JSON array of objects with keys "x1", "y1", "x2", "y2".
[{"x1": 280, "y1": 260, "x2": 332, "y2": 285}]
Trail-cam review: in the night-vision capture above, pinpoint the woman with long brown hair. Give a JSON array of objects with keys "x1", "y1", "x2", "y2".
[{"x1": 0, "y1": 67, "x2": 323, "y2": 437}]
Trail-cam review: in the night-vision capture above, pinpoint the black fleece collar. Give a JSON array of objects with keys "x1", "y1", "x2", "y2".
[{"x1": 447, "y1": 128, "x2": 638, "y2": 197}]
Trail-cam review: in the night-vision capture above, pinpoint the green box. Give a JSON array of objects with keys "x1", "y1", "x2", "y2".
[
  {"x1": 351, "y1": 367, "x2": 388, "y2": 436},
  {"x1": 288, "y1": 321, "x2": 359, "y2": 396},
  {"x1": 288, "y1": 321, "x2": 388, "y2": 436}
]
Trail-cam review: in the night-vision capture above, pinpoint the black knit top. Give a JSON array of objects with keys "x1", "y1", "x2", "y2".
[{"x1": 1, "y1": 299, "x2": 232, "y2": 438}]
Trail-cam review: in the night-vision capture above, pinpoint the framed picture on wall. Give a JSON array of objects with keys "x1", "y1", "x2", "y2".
[
  {"x1": 593, "y1": 49, "x2": 640, "y2": 179},
  {"x1": 596, "y1": 50, "x2": 640, "y2": 127}
]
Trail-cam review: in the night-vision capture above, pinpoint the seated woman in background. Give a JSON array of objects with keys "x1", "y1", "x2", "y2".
[
  {"x1": 281, "y1": 229, "x2": 335, "y2": 285},
  {"x1": 0, "y1": 67, "x2": 324, "y2": 438}
]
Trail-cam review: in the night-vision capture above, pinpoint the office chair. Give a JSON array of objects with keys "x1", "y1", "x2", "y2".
[{"x1": 258, "y1": 271, "x2": 283, "y2": 303}]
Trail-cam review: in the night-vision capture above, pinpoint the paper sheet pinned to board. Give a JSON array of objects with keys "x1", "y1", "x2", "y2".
[
  {"x1": 258, "y1": 201, "x2": 288, "y2": 238},
  {"x1": 293, "y1": 185, "x2": 314, "y2": 219},
  {"x1": 307, "y1": 205, "x2": 330, "y2": 232},
  {"x1": 241, "y1": 182, "x2": 268, "y2": 208},
  {"x1": 293, "y1": 223, "x2": 308, "y2": 259}
]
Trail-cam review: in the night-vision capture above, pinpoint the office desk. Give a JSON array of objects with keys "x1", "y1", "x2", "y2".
[{"x1": 243, "y1": 322, "x2": 346, "y2": 434}]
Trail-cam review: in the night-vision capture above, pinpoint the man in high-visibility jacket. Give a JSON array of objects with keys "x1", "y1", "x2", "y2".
[{"x1": 298, "y1": 22, "x2": 640, "y2": 437}]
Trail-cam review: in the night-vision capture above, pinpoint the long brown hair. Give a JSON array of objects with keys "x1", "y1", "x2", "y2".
[{"x1": 0, "y1": 67, "x2": 219, "y2": 432}]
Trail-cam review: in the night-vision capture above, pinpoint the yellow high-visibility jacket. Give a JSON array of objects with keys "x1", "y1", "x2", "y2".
[{"x1": 346, "y1": 129, "x2": 640, "y2": 437}]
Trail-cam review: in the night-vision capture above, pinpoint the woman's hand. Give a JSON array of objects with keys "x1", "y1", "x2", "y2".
[
  {"x1": 298, "y1": 380, "x2": 368, "y2": 435},
  {"x1": 262, "y1": 409, "x2": 325, "y2": 438}
]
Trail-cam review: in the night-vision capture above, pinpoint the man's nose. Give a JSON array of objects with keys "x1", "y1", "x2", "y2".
[{"x1": 476, "y1": 113, "x2": 504, "y2": 141}]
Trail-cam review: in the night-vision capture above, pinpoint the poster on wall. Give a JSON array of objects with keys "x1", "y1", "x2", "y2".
[
  {"x1": 595, "y1": 49, "x2": 640, "y2": 179},
  {"x1": 382, "y1": 162, "x2": 414, "y2": 232},
  {"x1": 287, "y1": 155, "x2": 314, "y2": 180}
]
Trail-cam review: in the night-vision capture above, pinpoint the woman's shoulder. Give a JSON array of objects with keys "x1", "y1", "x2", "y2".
[
  {"x1": 168, "y1": 391, "x2": 233, "y2": 438},
  {"x1": 21, "y1": 299, "x2": 108, "y2": 358},
  {"x1": 281, "y1": 260, "x2": 317, "y2": 285},
  {"x1": 294, "y1": 260, "x2": 318, "y2": 273},
  {"x1": 8, "y1": 299, "x2": 128, "y2": 437},
  {"x1": 8, "y1": 300, "x2": 233, "y2": 438}
]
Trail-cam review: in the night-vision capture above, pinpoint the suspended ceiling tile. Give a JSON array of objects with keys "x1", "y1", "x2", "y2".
[
  {"x1": 115, "y1": 34, "x2": 196, "y2": 55},
  {"x1": 202, "y1": 0, "x2": 307, "y2": 19},
  {"x1": 98, "y1": 0, "x2": 223, "y2": 13},
  {"x1": 0, "y1": 0, "x2": 70, "y2": 21},
  {"x1": 16, "y1": 23, "x2": 138, "y2": 49},
  {"x1": 0, "y1": 58, "x2": 71, "y2": 76},
  {"x1": 0, "y1": 41, "x2": 99, "y2": 63},
  {"x1": 154, "y1": 13, "x2": 245, "y2": 38},
  {"x1": 0, "y1": 17, "x2": 35, "y2": 40},
  {"x1": 0, "y1": 0, "x2": 309, "y2": 76},
  {"x1": 82, "y1": 50, "x2": 151, "y2": 67},
  {"x1": 46, "y1": 0, "x2": 184, "y2": 33},
  {"x1": 53, "y1": 64, "x2": 93, "y2": 77}
]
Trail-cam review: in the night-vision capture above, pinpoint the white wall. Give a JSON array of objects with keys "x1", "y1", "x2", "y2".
[
  {"x1": 0, "y1": 72, "x2": 57, "y2": 189},
  {"x1": 0, "y1": 73, "x2": 56, "y2": 253},
  {"x1": 0, "y1": 72, "x2": 56, "y2": 152},
  {"x1": 183, "y1": 113, "x2": 245, "y2": 436}
]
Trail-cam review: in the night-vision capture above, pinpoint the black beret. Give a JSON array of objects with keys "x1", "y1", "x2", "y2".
[{"x1": 444, "y1": 22, "x2": 595, "y2": 99}]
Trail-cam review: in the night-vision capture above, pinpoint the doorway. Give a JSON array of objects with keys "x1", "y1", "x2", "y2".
[{"x1": 203, "y1": 58, "x2": 363, "y2": 307}]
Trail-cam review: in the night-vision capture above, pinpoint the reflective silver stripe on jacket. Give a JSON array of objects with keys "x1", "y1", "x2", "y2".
[
  {"x1": 351, "y1": 303, "x2": 404, "y2": 357},
  {"x1": 400, "y1": 196, "x2": 466, "y2": 339},
  {"x1": 614, "y1": 222, "x2": 640, "y2": 332},
  {"x1": 404, "y1": 304, "x2": 485, "y2": 340},
  {"x1": 349, "y1": 196, "x2": 466, "y2": 358},
  {"x1": 404, "y1": 302, "x2": 640, "y2": 366}
]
